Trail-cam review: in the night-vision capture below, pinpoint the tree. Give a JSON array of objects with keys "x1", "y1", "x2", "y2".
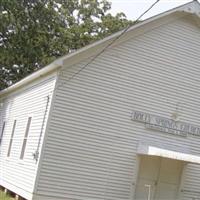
[{"x1": 0, "y1": 0, "x2": 133, "y2": 90}]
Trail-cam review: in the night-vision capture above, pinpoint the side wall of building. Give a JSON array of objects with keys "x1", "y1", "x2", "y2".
[
  {"x1": 35, "y1": 15, "x2": 200, "y2": 200},
  {"x1": 0, "y1": 73, "x2": 57, "y2": 200}
]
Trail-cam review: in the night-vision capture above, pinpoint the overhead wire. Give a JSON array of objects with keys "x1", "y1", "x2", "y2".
[{"x1": 55, "y1": 0, "x2": 161, "y2": 91}]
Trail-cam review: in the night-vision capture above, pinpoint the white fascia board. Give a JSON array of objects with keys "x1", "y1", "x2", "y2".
[
  {"x1": 179, "y1": 0, "x2": 200, "y2": 17},
  {"x1": 1, "y1": 1, "x2": 199, "y2": 97},
  {"x1": 0, "y1": 60, "x2": 62, "y2": 97}
]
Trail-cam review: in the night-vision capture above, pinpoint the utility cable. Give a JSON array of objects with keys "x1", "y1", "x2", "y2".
[{"x1": 55, "y1": 0, "x2": 161, "y2": 91}]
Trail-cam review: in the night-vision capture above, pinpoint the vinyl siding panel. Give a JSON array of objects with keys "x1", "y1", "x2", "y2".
[
  {"x1": 36, "y1": 15, "x2": 200, "y2": 199},
  {"x1": 0, "y1": 74, "x2": 56, "y2": 200}
]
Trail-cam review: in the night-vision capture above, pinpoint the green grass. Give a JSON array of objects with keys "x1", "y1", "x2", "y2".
[{"x1": 0, "y1": 191, "x2": 14, "y2": 200}]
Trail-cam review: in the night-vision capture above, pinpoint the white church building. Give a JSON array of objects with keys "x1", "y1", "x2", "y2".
[{"x1": 1, "y1": 1, "x2": 200, "y2": 200}]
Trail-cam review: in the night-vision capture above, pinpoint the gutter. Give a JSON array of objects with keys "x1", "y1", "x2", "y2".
[
  {"x1": 0, "y1": 0, "x2": 199, "y2": 97},
  {"x1": 0, "y1": 60, "x2": 62, "y2": 97}
]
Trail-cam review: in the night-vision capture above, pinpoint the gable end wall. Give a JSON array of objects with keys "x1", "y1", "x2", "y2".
[{"x1": 35, "y1": 15, "x2": 200, "y2": 200}]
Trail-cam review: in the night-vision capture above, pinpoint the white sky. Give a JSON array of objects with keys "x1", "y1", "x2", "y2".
[{"x1": 109, "y1": 0, "x2": 192, "y2": 20}]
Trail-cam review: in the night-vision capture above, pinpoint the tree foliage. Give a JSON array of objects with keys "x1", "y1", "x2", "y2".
[{"x1": 0, "y1": 0, "x2": 133, "y2": 90}]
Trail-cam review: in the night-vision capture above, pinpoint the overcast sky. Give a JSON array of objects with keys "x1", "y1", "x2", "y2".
[{"x1": 109, "y1": 0, "x2": 192, "y2": 20}]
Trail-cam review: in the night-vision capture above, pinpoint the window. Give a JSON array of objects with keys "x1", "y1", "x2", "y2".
[
  {"x1": 20, "y1": 117, "x2": 32, "y2": 159},
  {"x1": 0, "y1": 122, "x2": 6, "y2": 145},
  {"x1": 7, "y1": 120, "x2": 17, "y2": 157}
]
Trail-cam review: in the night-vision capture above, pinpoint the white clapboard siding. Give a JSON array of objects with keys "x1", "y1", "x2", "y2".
[
  {"x1": 34, "y1": 15, "x2": 200, "y2": 200},
  {"x1": 0, "y1": 74, "x2": 56, "y2": 200}
]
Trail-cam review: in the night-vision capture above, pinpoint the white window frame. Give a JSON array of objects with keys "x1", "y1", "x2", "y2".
[
  {"x1": 7, "y1": 120, "x2": 17, "y2": 157},
  {"x1": 0, "y1": 121, "x2": 6, "y2": 145},
  {"x1": 20, "y1": 117, "x2": 32, "y2": 159}
]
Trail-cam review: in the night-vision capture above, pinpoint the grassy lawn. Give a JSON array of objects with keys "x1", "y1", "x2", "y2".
[{"x1": 0, "y1": 191, "x2": 14, "y2": 200}]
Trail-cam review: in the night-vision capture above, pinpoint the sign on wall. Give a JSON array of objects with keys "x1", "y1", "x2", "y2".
[{"x1": 132, "y1": 111, "x2": 200, "y2": 137}]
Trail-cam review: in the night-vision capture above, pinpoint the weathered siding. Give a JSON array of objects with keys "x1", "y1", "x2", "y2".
[
  {"x1": 0, "y1": 74, "x2": 56, "y2": 200},
  {"x1": 36, "y1": 15, "x2": 200, "y2": 200}
]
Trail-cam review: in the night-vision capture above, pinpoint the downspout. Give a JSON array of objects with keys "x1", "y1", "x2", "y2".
[{"x1": 33, "y1": 95, "x2": 50, "y2": 163}]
